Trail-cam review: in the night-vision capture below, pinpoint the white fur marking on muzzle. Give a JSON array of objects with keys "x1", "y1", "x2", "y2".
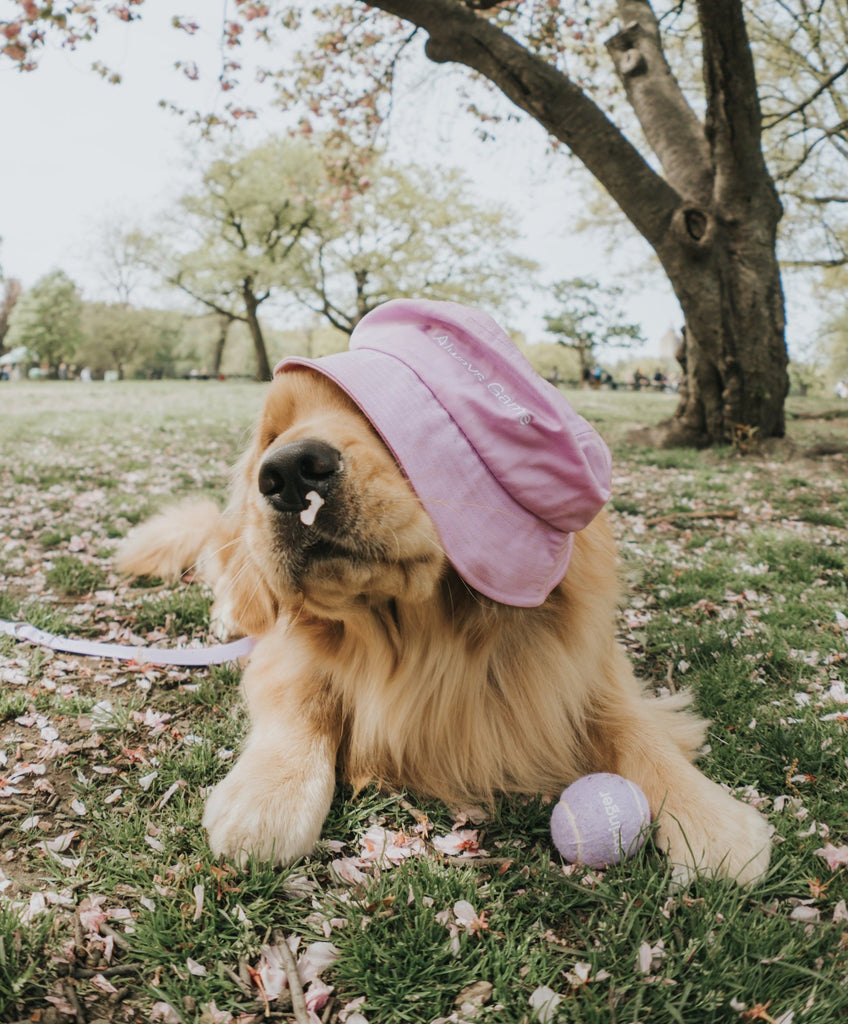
[{"x1": 300, "y1": 490, "x2": 325, "y2": 526}]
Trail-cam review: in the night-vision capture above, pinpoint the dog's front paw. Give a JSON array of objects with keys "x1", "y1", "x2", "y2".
[
  {"x1": 202, "y1": 754, "x2": 334, "y2": 867},
  {"x1": 657, "y1": 778, "x2": 771, "y2": 888}
]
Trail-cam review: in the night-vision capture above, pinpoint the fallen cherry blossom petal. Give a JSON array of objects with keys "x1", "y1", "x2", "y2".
[
  {"x1": 305, "y1": 977, "x2": 334, "y2": 1012},
  {"x1": 359, "y1": 824, "x2": 424, "y2": 865},
  {"x1": 338, "y1": 995, "x2": 368, "y2": 1022},
  {"x1": 330, "y1": 857, "x2": 369, "y2": 885},
  {"x1": 815, "y1": 842, "x2": 848, "y2": 871},
  {"x1": 432, "y1": 829, "x2": 487, "y2": 858},
  {"x1": 453, "y1": 900, "x2": 488, "y2": 936},
  {"x1": 789, "y1": 905, "x2": 820, "y2": 922},
  {"x1": 91, "y1": 973, "x2": 120, "y2": 994},
  {"x1": 297, "y1": 940, "x2": 340, "y2": 984},
  {"x1": 192, "y1": 883, "x2": 205, "y2": 922},
  {"x1": 255, "y1": 944, "x2": 288, "y2": 1000},
  {"x1": 529, "y1": 985, "x2": 562, "y2": 1023},
  {"x1": 150, "y1": 1001, "x2": 182, "y2": 1023}
]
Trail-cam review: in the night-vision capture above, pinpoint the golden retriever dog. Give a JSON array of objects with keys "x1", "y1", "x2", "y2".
[{"x1": 117, "y1": 300, "x2": 770, "y2": 886}]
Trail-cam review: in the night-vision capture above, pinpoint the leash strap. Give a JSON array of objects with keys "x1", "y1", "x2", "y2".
[{"x1": 0, "y1": 619, "x2": 254, "y2": 666}]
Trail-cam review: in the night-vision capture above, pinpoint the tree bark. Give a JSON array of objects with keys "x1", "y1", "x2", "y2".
[
  {"x1": 212, "y1": 313, "x2": 233, "y2": 377},
  {"x1": 369, "y1": 0, "x2": 789, "y2": 446},
  {"x1": 242, "y1": 279, "x2": 273, "y2": 382}
]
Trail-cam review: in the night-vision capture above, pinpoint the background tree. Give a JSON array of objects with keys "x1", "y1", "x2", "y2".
[
  {"x1": 545, "y1": 278, "x2": 643, "y2": 385},
  {"x1": 0, "y1": 277, "x2": 22, "y2": 354},
  {"x1": 288, "y1": 159, "x2": 538, "y2": 333},
  {"x1": 822, "y1": 306, "x2": 848, "y2": 386},
  {"x1": 143, "y1": 138, "x2": 324, "y2": 381},
  {"x1": 77, "y1": 303, "x2": 185, "y2": 379},
  {"x1": 208, "y1": 312, "x2": 237, "y2": 377},
  {"x1": 91, "y1": 221, "x2": 157, "y2": 306},
  {"x1": 5, "y1": 270, "x2": 83, "y2": 373}
]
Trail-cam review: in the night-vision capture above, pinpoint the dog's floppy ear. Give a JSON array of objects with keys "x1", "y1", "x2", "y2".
[
  {"x1": 207, "y1": 447, "x2": 280, "y2": 639},
  {"x1": 117, "y1": 496, "x2": 279, "y2": 641},
  {"x1": 207, "y1": 533, "x2": 279, "y2": 640}
]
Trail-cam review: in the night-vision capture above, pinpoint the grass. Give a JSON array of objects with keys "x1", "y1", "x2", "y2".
[{"x1": 0, "y1": 380, "x2": 847, "y2": 1023}]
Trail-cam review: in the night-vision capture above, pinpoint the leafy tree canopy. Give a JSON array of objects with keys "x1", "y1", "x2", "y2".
[
  {"x1": 545, "y1": 277, "x2": 643, "y2": 381},
  {"x1": 131, "y1": 136, "x2": 538, "y2": 378},
  {"x1": 286, "y1": 158, "x2": 538, "y2": 333},
  {"x1": 6, "y1": 270, "x2": 83, "y2": 372}
]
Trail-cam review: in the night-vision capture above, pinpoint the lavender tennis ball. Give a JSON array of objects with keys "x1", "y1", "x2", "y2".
[{"x1": 551, "y1": 773, "x2": 651, "y2": 868}]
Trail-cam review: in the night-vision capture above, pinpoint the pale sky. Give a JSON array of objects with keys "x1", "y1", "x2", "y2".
[{"x1": 2, "y1": 0, "x2": 811, "y2": 357}]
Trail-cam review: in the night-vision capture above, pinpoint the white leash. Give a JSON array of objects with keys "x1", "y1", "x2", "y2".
[{"x1": 0, "y1": 619, "x2": 254, "y2": 666}]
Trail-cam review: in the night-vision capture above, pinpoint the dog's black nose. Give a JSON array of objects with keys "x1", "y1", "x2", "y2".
[{"x1": 258, "y1": 440, "x2": 342, "y2": 512}]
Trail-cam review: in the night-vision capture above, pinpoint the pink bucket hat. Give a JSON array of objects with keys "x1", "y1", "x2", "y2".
[{"x1": 275, "y1": 298, "x2": 611, "y2": 607}]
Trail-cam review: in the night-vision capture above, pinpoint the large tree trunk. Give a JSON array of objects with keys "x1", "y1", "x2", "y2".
[
  {"x1": 371, "y1": 0, "x2": 789, "y2": 447},
  {"x1": 607, "y1": 0, "x2": 788, "y2": 446},
  {"x1": 660, "y1": 212, "x2": 787, "y2": 446}
]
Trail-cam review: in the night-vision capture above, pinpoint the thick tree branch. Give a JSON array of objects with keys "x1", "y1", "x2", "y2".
[
  {"x1": 781, "y1": 256, "x2": 848, "y2": 268},
  {"x1": 606, "y1": 0, "x2": 713, "y2": 205},
  {"x1": 169, "y1": 275, "x2": 247, "y2": 323},
  {"x1": 698, "y1": 0, "x2": 778, "y2": 212},
  {"x1": 366, "y1": 0, "x2": 681, "y2": 253}
]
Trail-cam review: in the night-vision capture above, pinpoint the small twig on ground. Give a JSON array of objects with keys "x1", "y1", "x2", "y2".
[
  {"x1": 108, "y1": 985, "x2": 133, "y2": 1005},
  {"x1": 0, "y1": 800, "x2": 31, "y2": 815},
  {"x1": 238, "y1": 956, "x2": 253, "y2": 992},
  {"x1": 392, "y1": 792, "x2": 432, "y2": 831},
  {"x1": 442, "y1": 856, "x2": 515, "y2": 870},
  {"x1": 62, "y1": 980, "x2": 87, "y2": 1024},
  {"x1": 73, "y1": 910, "x2": 86, "y2": 962},
  {"x1": 57, "y1": 963, "x2": 140, "y2": 980},
  {"x1": 642, "y1": 509, "x2": 739, "y2": 527},
  {"x1": 99, "y1": 922, "x2": 132, "y2": 951},
  {"x1": 223, "y1": 964, "x2": 254, "y2": 998},
  {"x1": 272, "y1": 930, "x2": 311, "y2": 1024}
]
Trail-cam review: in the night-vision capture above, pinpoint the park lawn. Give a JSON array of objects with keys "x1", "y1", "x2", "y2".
[{"x1": 0, "y1": 379, "x2": 847, "y2": 1024}]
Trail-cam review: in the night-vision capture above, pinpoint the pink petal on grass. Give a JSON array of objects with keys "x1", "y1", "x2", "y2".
[
  {"x1": 255, "y1": 944, "x2": 288, "y2": 1000},
  {"x1": 359, "y1": 825, "x2": 424, "y2": 865},
  {"x1": 529, "y1": 986, "x2": 562, "y2": 1023},
  {"x1": 297, "y1": 941, "x2": 340, "y2": 984},
  {"x1": 150, "y1": 1002, "x2": 181, "y2": 1024},
  {"x1": 330, "y1": 857, "x2": 369, "y2": 885},
  {"x1": 432, "y1": 829, "x2": 488, "y2": 858},
  {"x1": 305, "y1": 978, "x2": 334, "y2": 1013},
  {"x1": 815, "y1": 842, "x2": 848, "y2": 871},
  {"x1": 453, "y1": 900, "x2": 487, "y2": 936},
  {"x1": 790, "y1": 905, "x2": 821, "y2": 922}
]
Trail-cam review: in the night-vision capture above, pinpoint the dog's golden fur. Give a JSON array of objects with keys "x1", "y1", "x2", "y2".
[{"x1": 118, "y1": 369, "x2": 770, "y2": 884}]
